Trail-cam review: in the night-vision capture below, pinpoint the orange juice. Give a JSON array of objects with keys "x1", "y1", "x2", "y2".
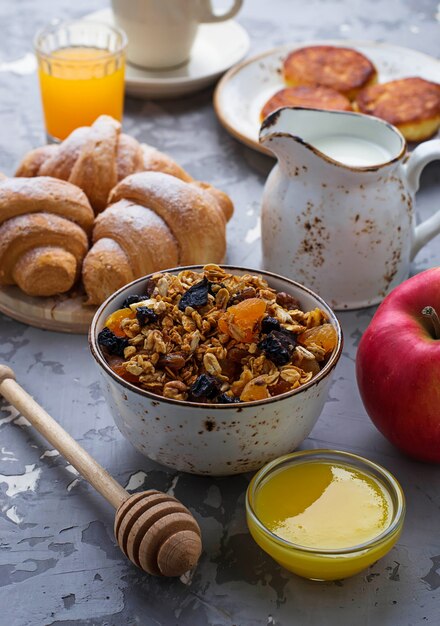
[{"x1": 38, "y1": 46, "x2": 125, "y2": 140}]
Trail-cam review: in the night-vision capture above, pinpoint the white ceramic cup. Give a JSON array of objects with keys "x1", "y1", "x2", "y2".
[{"x1": 111, "y1": 0, "x2": 243, "y2": 69}]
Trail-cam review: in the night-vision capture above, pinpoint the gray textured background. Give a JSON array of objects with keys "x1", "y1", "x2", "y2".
[{"x1": 1, "y1": 1, "x2": 440, "y2": 624}]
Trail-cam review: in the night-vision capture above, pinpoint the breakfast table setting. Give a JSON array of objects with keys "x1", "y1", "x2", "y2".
[{"x1": 1, "y1": 0, "x2": 440, "y2": 624}]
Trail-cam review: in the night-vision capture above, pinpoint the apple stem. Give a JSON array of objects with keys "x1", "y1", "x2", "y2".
[{"x1": 422, "y1": 306, "x2": 440, "y2": 340}]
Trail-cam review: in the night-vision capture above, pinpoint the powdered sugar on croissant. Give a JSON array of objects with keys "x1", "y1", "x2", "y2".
[
  {"x1": 0, "y1": 177, "x2": 94, "y2": 296},
  {"x1": 82, "y1": 171, "x2": 232, "y2": 305},
  {"x1": 13, "y1": 115, "x2": 235, "y2": 303},
  {"x1": 15, "y1": 115, "x2": 197, "y2": 214}
]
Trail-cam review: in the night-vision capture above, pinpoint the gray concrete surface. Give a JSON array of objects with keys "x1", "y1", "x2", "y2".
[{"x1": 0, "y1": 1, "x2": 440, "y2": 624}]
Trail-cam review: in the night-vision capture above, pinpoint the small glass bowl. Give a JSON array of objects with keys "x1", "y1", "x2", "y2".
[{"x1": 246, "y1": 449, "x2": 405, "y2": 580}]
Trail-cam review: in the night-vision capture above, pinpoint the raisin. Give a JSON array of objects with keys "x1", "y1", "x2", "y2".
[
  {"x1": 178, "y1": 277, "x2": 211, "y2": 312},
  {"x1": 261, "y1": 316, "x2": 281, "y2": 333},
  {"x1": 121, "y1": 279, "x2": 156, "y2": 308},
  {"x1": 144, "y1": 278, "x2": 157, "y2": 297},
  {"x1": 258, "y1": 329, "x2": 296, "y2": 366},
  {"x1": 219, "y1": 359, "x2": 241, "y2": 382},
  {"x1": 276, "y1": 291, "x2": 300, "y2": 310},
  {"x1": 106, "y1": 354, "x2": 124, "y2": 369},
  {"x1": 276, "y1": 329, "x2": 297, "y2": 350},
  {"x1": 217, "y1": 393, "x2": 241, "y2": 404},
  {"x1": 189, "y1": 374, "x2": 222, "y2": 400},
  {"x1": 157, "y1": 354, "x2": 186, "y2": 371},
  {"x1": 227, "y1": 347, "x2": 249, "y2": 363},
  {"x1": 122, "y1": 295, "x2": 145, "y2": 308},
  {"x1": 98, "y1": 327, "x2": 129, "y2": 357},
  {"x1": 269, "y1": 379, "x2": 292, "y2": 396},
  {"x1": 209, "y1": 282, "x2": 227, "y2": 295},
  {"x1": 121, "y1": 295, "x2": 147, "y2": 309},
  {"x1": 228, "y1": 287, "x2": 257, "y2": 306},
  {"x1": 136, "y1": 306, "x2": 158, "y2": 326}
]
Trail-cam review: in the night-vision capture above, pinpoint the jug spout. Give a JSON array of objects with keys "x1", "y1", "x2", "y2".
[
  {"x1": 259, "y1": 108, "x2": 318, "y2": 169},
  {"x1": 259, "y1": 107, "x2": 405, "y2": 171}
]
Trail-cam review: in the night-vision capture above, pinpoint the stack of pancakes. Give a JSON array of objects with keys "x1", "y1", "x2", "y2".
[{"x1": 261, "y1": 45, "x2": 440, "y2": 142}]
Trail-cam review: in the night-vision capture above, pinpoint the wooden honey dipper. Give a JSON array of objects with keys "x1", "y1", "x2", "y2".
[{"x1": 0, "y1": 365, "x2": 202, "y2": 577}]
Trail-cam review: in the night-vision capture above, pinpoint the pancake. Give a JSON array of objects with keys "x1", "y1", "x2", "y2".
[
  {"x1": 283, "y1": 45, "x2": 377, "y2": 100},
  {"x1": 355, "y1": 77, "x2": 440, "y2": 141},
  {"x1": 260, "y1": 85, "x2": 352, "y2": 121}
]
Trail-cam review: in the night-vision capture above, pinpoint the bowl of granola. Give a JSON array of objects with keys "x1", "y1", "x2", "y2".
[{"x1": 89, "y1": 264, "x2": 343, "y2": 475}]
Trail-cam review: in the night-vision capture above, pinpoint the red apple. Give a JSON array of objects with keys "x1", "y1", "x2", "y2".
[{"x1": 356, "y1": 267, "x2": 440, "y2": 463}]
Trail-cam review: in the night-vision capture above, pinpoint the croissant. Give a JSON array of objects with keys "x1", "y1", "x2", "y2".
[
  {"x1": 15, "y1": 115, "x2": 194, "y2": 214},
  {"x1": 0, "y1": 177, "x2": 94, "y2": 296},
  {"x1": 82, "y1": 171, "x2": 232, "y2": 305}
]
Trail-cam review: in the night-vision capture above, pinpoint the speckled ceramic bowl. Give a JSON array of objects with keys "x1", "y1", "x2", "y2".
[{"x1": 89, "y1": 266, "x2": 343, "y2": 476}]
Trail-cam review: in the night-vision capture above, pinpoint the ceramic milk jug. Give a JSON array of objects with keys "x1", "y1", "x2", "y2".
[{"x1": 260, "y1": 108, "x2": 440, "y2": 309}]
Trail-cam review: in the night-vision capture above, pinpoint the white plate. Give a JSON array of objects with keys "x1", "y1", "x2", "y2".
[
  {"x1": 214, "y1": 40, "x2": 440, "y2": 155},
  {"x1": 85, "y1": 9, "x2": 250, "y2": 99}
]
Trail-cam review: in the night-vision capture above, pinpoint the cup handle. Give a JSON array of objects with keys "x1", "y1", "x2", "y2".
[
  {"x1": 197, "y1": 0, "x2": 243, "y2": 22},
  {"x1": 406, "y1": 139, "x2": 440, "y2": 260}
]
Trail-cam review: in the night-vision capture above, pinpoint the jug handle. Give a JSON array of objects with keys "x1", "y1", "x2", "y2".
[{"x1": 406, "y1": 139, "x2": 440, "y2": 260}]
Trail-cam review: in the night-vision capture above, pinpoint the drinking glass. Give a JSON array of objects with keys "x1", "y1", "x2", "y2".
[{"x1": 34, "y1": 20, "x2": 127, "y2": 142}]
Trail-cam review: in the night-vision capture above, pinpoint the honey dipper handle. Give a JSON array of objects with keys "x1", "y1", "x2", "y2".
[{"x1": 0, "y1": 365, "x2": 128, "y2": 509}]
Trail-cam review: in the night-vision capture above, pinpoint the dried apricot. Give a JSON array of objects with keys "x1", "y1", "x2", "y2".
[
  {"x1": 157, "y1": 354, "x2": 186, "y2": 371},
  {"x1": 297, "y1": 323, "x2": 337, "y2": 354},
  {"x1": 218, "y1": 298, "x2": 266, "y2": 342},
  {"x1": 240, "y1": 378, "x2": 270, "y2": 402},
  {"x1": 111, "y1": 363, "x2": 139, "y2": 383},
  {"x1": 104, "y1": 307, "x2": 135, "y2": 337}
]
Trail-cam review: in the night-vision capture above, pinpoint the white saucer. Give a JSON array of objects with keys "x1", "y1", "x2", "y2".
[
  {"x1": 85, "y1": 9, "x2": 250, "y2": 99},
  {"x1": 214, "y1": 39, "x2": 440, "y2": 154}
]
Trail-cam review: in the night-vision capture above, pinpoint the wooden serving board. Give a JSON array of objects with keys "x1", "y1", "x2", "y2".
[{"x1": 0, "y1": 286, "x2": 98, "y2": 334}]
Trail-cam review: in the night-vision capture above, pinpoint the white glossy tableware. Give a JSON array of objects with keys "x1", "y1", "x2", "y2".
[
  {"x1": 112, "y1": 0, "x2": 243, "y2": 69},
  {"x1": 214, "y1": 40, "x2": 440, "y2": 154},
  {"x1": 85, "y1": 9, "x2": 250, "y2": 98},
  {"x1": 261, "y1": 107, "x2": 440, "y2": 310},
  {"x1": 89, "y1": 266, "x2": 343, "y2": 476}
]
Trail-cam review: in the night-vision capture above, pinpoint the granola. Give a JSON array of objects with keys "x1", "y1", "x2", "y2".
[{"x1": 98, "y1": 265, "x2": 338, "y2": 403}]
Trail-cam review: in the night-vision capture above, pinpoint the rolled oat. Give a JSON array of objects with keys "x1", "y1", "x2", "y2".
[{"x1": 98, "y1": 265, "x2": 337, "y2": 403}]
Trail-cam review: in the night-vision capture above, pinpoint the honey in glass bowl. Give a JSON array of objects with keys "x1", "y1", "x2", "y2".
[
  {"x1": 246, "y1": 450, "x2": 405, "y2": 580},
  {"x1": 35, "y1": 20, "x2": 127, "y2": 141}
]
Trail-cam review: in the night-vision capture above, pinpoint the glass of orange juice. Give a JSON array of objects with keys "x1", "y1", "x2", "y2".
[{"x1": 34, "y1": 20, "x2": 127, "y2": 142}]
